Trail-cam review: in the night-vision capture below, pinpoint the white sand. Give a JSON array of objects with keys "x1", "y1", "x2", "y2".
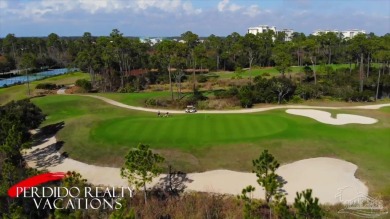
[
  {"x1": 23, "y1": 136, "x2": 127, "y2": 186},
  {"x1": 23, "y1": 136, "x2": 368, "y2": 204},
  {"x1": 286, "y1": 109, "x2": 377, "y2": 125},
  {"x1": 56, "y1": 88, "x2": 67, "y2": 94}
]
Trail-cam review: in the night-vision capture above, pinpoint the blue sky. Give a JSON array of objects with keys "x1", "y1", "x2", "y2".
[{"x1": 0, "y1": 0, "x2": 389, "y2": 37}]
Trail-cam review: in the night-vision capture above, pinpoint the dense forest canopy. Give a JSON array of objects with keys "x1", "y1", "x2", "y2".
[{"x1": 1, "y1": 29, "x2": 389, "y2": 102}]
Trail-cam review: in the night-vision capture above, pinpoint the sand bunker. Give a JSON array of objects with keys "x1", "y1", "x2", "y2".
[
  {"x1": 23, "y1": 135, "x2": 368, "y2": 204},
  {"x1": 286, "y1": 109, "x2": 377, "y2": 125},
  {"x1": 153, "y1": 158, "x2": 368, "y2": 204}
]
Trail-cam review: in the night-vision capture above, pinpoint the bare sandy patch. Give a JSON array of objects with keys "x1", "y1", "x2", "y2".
[
  {"x1": 56, "y1": 87, "x2": 67, "y2": 94},
  {"x1": 23, "y1": 135, "x2": 368, "y2": 204},
  {"x1": 286, "y1": 109, "x2": 377, "y2": 125}
]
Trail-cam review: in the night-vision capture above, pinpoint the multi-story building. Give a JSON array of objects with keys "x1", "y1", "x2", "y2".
[
  {"x1": 312, "y1": 29, "x2": 365, "y2": 39},
  {"x1": 341, "y1": 29, "x2": 366, "y2": 39},
  {"x1": 248, "y1": 26, "x2": 366, "y2": 40},
  {"x1": 247, "y1": 25, "x2": 294, "y2": 41},
  {"x1": 248, "y1": 25, "x2": 277, "y2": 35},
  {"x1": 312, "y1": 29, "x2": 337, "y2": 36},
  {"x1": 277, "y1": 29, "x2": 294, "y2": 41}
]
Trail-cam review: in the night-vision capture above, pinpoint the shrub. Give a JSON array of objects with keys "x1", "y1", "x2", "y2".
[
  {"x1": 145, "y1": 98, "x2": 162, "y2": 107},
  {"x1": 197, "y1": 75, "x2": 208, "y2": 83},
  {"x1": 75, "y1": 79, "x2": 92, "y2": 91},
  {"x1": 214, "y1": 87, "x2": 238, "y2": 99},
  {"x1": 240, "y1": 97, "x2": 253, "y2": 108},
  {"x1": 238, "y1": 85, "x2": 254, "y2": 108},
  {"x1": 0, "y1": 99, "x2": 45, "y2": 145},
  {"x1": 350, "y1": 90, "x2": 375, "y2": 102},
  {"x1": 294, "y1": 189, "x2": 324, "y2": 219},
  {"x1": 295, "y1": 83, "x2": 323, "y2": 100},
  {"x1": 290, "y1": 95, "x2": 304, "y2": 103},
  {"x1": 36, "y1": 83, "x2": 58, "y2": 90},
  {"x1": 303, "y1": 66, "x2": 313, "y2": 76},
  {"x1": 207, "y1": 73, "x2": 220, "y2": 79},
  {"x1": 262, "y1": 72, "x2": 271, "y2": 77},
  {"x1": 185, "y1": 90, "x2": 207, "y2": 105},
  {"x1": 118, "y1": 84, "x2": 136, "y2": 93},
  {"x1": 231, "y1": 75, "x2": 243, "y2": 79}
]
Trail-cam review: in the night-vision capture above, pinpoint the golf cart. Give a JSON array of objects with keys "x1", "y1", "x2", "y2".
[{"x1": 185, "y1": 105, "x2": 197, "y2": 113}]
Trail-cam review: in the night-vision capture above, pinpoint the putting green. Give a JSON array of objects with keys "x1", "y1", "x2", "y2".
[{"x1": 90, "y1": 113, "x2": 288, "y2": 148}]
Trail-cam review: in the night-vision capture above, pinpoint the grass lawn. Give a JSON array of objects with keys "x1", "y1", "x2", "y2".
[
  {"x1": 0, "y1": 72, "x2": 89, "y2": 105},
  {"x1": 380, "y1": 106, "x2": 390, "y2": 113},
  {"x1": 32, "y1": 94, "x2": 390, "y2": 198}
]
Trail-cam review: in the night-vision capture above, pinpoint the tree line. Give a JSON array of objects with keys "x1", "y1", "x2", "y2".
[{"x1": 1, "y1": 30, "x2": 389, "y2": 90}]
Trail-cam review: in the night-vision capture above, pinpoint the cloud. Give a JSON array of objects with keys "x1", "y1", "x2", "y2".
[
  {"x1": 293, "y1": 9, "x2": 309, "y2": 17},
  {"x1": 0, "y1": 0, "x2": 8, "y2": 9},
  {"x1": 129, "y1": 0, "x2": 202, "y2": 15},
  {"x1": 217, "y1": 0, "x2": 228, "y2": 12},
  {"x1": 243, "y1": 5, "x2": 261, "y2": 17},
  {"x1": 229, "y1": 3, "x2": 242, "y2": 12},
  {"x1": 182, "y1": 1, "x2": 202, "y2": 15},
  {"x1": 217, "y1": 0, "x2": 242, "y2": 12},
  {"x1": 78, "y1": 0, "x2": 123, "y2": 14},
  {"x1": 4, "y1": 0, "x2": 100, "y2": 18},
  {"x1": 3, "y1": 0, "x2": 202, "y2": 19},
  {"x1": 133, "y1": 0, "x2": 181, "y2": 12}
]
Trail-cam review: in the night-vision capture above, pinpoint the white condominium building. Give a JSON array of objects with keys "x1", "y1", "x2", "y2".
[
  {"x1": 277, "y1": 29, "x2": 294, "y2": 41},
  {"x1": 341, "y1": 29, "x2": 366, "y2": 39},
  {"x1": 312, "y1": 29, "x2": 365, "y2": 39},
  {"x1": 248, "y1": 25, "x2": 277, "y2": 35},
  {"x1": 247, "y1": 25, "x2": 294, "y2": 41},
  {"x1": 248, "y1": 25, "x2": 366, "y2": 40},
  {"x1": 312, "y1": 29, "x2": 340, "y2": 36}
]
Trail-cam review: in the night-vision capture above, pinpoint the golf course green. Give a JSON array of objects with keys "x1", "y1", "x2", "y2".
[{"x1": 30, "y1": 94, "x2": 390, "y2": 198}]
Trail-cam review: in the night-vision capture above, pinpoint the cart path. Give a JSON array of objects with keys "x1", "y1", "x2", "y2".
[{"x1": 62, "y1": 92, "x2": 390, "y2": 114}]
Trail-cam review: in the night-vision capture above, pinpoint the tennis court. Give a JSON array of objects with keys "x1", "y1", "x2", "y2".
[{"x1": 0, "y1": 68, "x2": 78, "y2": 87}]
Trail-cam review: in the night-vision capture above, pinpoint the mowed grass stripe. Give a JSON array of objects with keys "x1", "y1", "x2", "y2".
[
  {"x1": 90, "y1": 113, "x2": 289, "y2": 148},
  {"x1": 153, "y1": 117, "x2": 172, "y2": 144}
]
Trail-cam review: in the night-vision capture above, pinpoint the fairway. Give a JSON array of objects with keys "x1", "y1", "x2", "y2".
[{"x1": 31, "y1": 94, "x2": 390, "y2": 198}]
